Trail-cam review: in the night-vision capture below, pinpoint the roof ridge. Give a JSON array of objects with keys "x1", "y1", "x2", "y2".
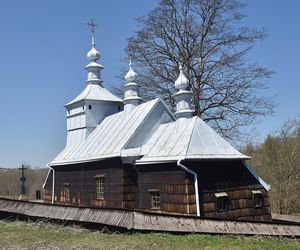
[{"x1": 185, "y1": 116, "x2": 198, "y2": 159}]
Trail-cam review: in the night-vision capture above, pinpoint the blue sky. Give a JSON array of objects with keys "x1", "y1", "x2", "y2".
[{"x1": 0, "y1": 1, "x2": 299, "y2": 168}]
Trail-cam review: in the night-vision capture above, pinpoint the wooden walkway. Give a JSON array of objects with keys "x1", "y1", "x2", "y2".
[{"x1": 0, "y1": 198, "x2": 299, "y2": 236}]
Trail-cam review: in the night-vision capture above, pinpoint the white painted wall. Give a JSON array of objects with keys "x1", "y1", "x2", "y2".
[{"x1": 65, "y1": 100, "x2": 123, "y2": 147}]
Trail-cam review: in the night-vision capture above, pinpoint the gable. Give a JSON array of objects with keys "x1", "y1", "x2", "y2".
[
  {"x1": 123, "y1": 100, "x2": 174, "y2": 150},
  {"x1": 50, "y1": 98, "x2": 173, "y2": 166}
]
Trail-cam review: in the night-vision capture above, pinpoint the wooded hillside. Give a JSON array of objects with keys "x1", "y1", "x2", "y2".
[{"x1": 243, "y1": 118, "x2": 300, "y2": 215}]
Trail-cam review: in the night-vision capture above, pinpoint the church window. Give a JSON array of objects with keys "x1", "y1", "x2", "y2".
[
  {"x1": 63, "y1": 183, "x2": 70, "y2": 202},
  {"x1": 95, "y1": 175, "x2": 105, "y2": 199},
  {"x1": 252, "y1": 190, "x2": 263, "y2": 208},
  {"x1": 149, "y1": 189, "x2": 160, "y2": 209},
  {"x1": 118, "y1": 105, "x2": 121, "y2": 111},
  {"x1": 89, "y1": 104, "x2": 92, "y2": 110},
  {"x1": 215, "y1": 192, "x2": 228, "y2": 211}
]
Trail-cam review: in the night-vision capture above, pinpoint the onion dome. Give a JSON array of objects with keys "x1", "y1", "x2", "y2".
[
  {"x1": 123, "y1": 60, "x2": 142, "y2": 113},
  {"x1": 175, "y1": 65, "x2": 189, "y2": 90},
  {"x1": 173, "y1": 65, "x2": 194, "y2": 119},
  {"x1": 87, "y1": 46, "x2": 100, "y2": 62},
  {"x1": 87, "y1": 35, "x2": 100, "y2": 62},
  {"x1": 125, "y1": 60, "x2": 137, "y2": 82}
]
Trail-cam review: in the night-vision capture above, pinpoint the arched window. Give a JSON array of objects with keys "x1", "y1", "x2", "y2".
[{"x1": 89, "y1": 104, "x2": 92, "y2": 110}]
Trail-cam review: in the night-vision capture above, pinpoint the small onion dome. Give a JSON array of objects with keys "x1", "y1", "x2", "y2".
[
  {"x1": 175, "y1": 65, "x2": 189, "y2": 90},
  {"x1": 87, "y1": 46, "x2": 100, "y2": 62},
  {"x1": 125, "y1": 60, "x2": 137, "y2": 82}
]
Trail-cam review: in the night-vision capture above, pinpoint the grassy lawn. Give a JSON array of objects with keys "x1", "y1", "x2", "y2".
[{"x1": 0, "y1": 220, "x2": 299, "y2": 250}]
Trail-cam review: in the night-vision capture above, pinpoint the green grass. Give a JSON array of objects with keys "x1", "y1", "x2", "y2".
[{"x1": 0, "y1": 220, "x2": 299, "y2": 250}]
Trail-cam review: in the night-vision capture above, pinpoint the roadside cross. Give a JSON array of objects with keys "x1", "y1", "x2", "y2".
[{"x1": 19, "y1": 164, "x2": 27, "y2": 196}]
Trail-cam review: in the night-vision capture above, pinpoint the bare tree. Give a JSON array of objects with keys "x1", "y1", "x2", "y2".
[{"x1": 124, "y1": 0, "x2": 274, "y2": 140}]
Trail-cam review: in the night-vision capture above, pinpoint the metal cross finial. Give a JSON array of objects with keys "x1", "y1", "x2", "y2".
[
  {"x1": 87, "y1": 19, "x2": 97, "y2": 46},
  {"x1": 87, "y1": 19, "x2": 97, "y2": 34}
]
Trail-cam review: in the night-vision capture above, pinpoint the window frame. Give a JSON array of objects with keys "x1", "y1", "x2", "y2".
[
  {"x1": 149, "y1": 189, "x2": 160, "y2": 209},
  {"x1": 215, "y1": 192, "x2": 229, "y2": 211},
  {"x1": 95, "y1": 175, "x2": 105, "y2": 200},
  {"x1": 252, "y1": 190, "x2": 263, "y2": 208}
]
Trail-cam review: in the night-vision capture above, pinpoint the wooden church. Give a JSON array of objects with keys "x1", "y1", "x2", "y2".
[{"x1": 43, "y1": 27, "x2": 272, "y2": 222}]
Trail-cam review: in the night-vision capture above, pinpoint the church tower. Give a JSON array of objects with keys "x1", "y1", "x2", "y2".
[{"x1": 65, "y1": 20, "x2": 123, "y2": 147}]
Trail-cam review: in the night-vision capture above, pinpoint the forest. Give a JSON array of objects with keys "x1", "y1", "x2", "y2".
[{"x1": 243, "y1": 117, "x2": 300, "y2": 215}]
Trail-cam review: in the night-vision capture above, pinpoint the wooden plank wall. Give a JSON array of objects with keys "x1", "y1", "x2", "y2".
[
  {"x1": 44, "y1": 160, "x2": 272, "y2": 221},
  {"x1": 186, "y1": 161, "x2": 272, "y2": 221},
  {"x1": 44, "y1": 159, "x2": 127, "y2": 209},
  {"x1": 136, "y1": 164, "x2": 196, "y2": 215},
  {"x1": 122, "y1": 164, "x2": 138, "y2": 209}
]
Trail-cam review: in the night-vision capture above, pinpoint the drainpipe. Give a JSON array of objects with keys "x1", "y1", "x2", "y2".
[
  {"x1": 43, "y1": 164, "x2": 55, "y2": 204},
  {"x1": 177, "y1": 159, "x2": 200, "y2": 217}
]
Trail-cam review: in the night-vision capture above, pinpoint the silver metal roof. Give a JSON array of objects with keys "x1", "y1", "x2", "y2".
[
  {"x1": 65, "y1": 84, "x2": 122, "y2": 106},
  {"x1": 51, "y1": 98, "x2": 249, "y2": 167},
  {"x1": 50, "y1": 98, "x2": 163, "y2": 166},
  {"x1": 136, "y1": 116, "x2": 249, "y2": 164}
]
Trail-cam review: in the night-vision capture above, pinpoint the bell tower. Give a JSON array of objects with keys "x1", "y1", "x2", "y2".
[{"x1": 64, "y1": 20, "x2": 123, "y2": 147}]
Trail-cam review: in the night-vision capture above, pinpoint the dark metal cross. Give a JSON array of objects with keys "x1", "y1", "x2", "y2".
[
  {"x1": 19, "y1": 164, "x2": 27, "y2": 196},
  {"x1": 87, "y1": 19, "x2": 97, "y2": 34}
]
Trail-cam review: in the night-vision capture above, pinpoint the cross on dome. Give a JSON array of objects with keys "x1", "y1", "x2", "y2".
[
  {"x1": 86, "y1": 19, "x2": 100, "y2": 62},
  {"x1": 87, "y1": 19, "x2": 97, "y2": 46},
  {"x1": 85, "y1": 19, "x2": 103, "y2": 85},
  {"x1": 87, "y1": 19, "x2": 97, "y2": 33}
]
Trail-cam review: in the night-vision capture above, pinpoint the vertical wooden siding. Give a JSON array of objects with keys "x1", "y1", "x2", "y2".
[
  {"x1": 186, "y1": 161, "x2": 272, "y2": 221},
  {"x1": 44, "y1": 160, "x2": 272, "y2": 221},
  {"x1": 136, "y1": 164, "x2": 196, "y2": 215},
  {"x1": 44, "y1": 159, "x2": 126, "y2": 208}
]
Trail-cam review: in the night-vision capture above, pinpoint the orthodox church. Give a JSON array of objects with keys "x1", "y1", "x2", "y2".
[{"x1": 43, "y1": 28, "x2": 272, "y2": 221}]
